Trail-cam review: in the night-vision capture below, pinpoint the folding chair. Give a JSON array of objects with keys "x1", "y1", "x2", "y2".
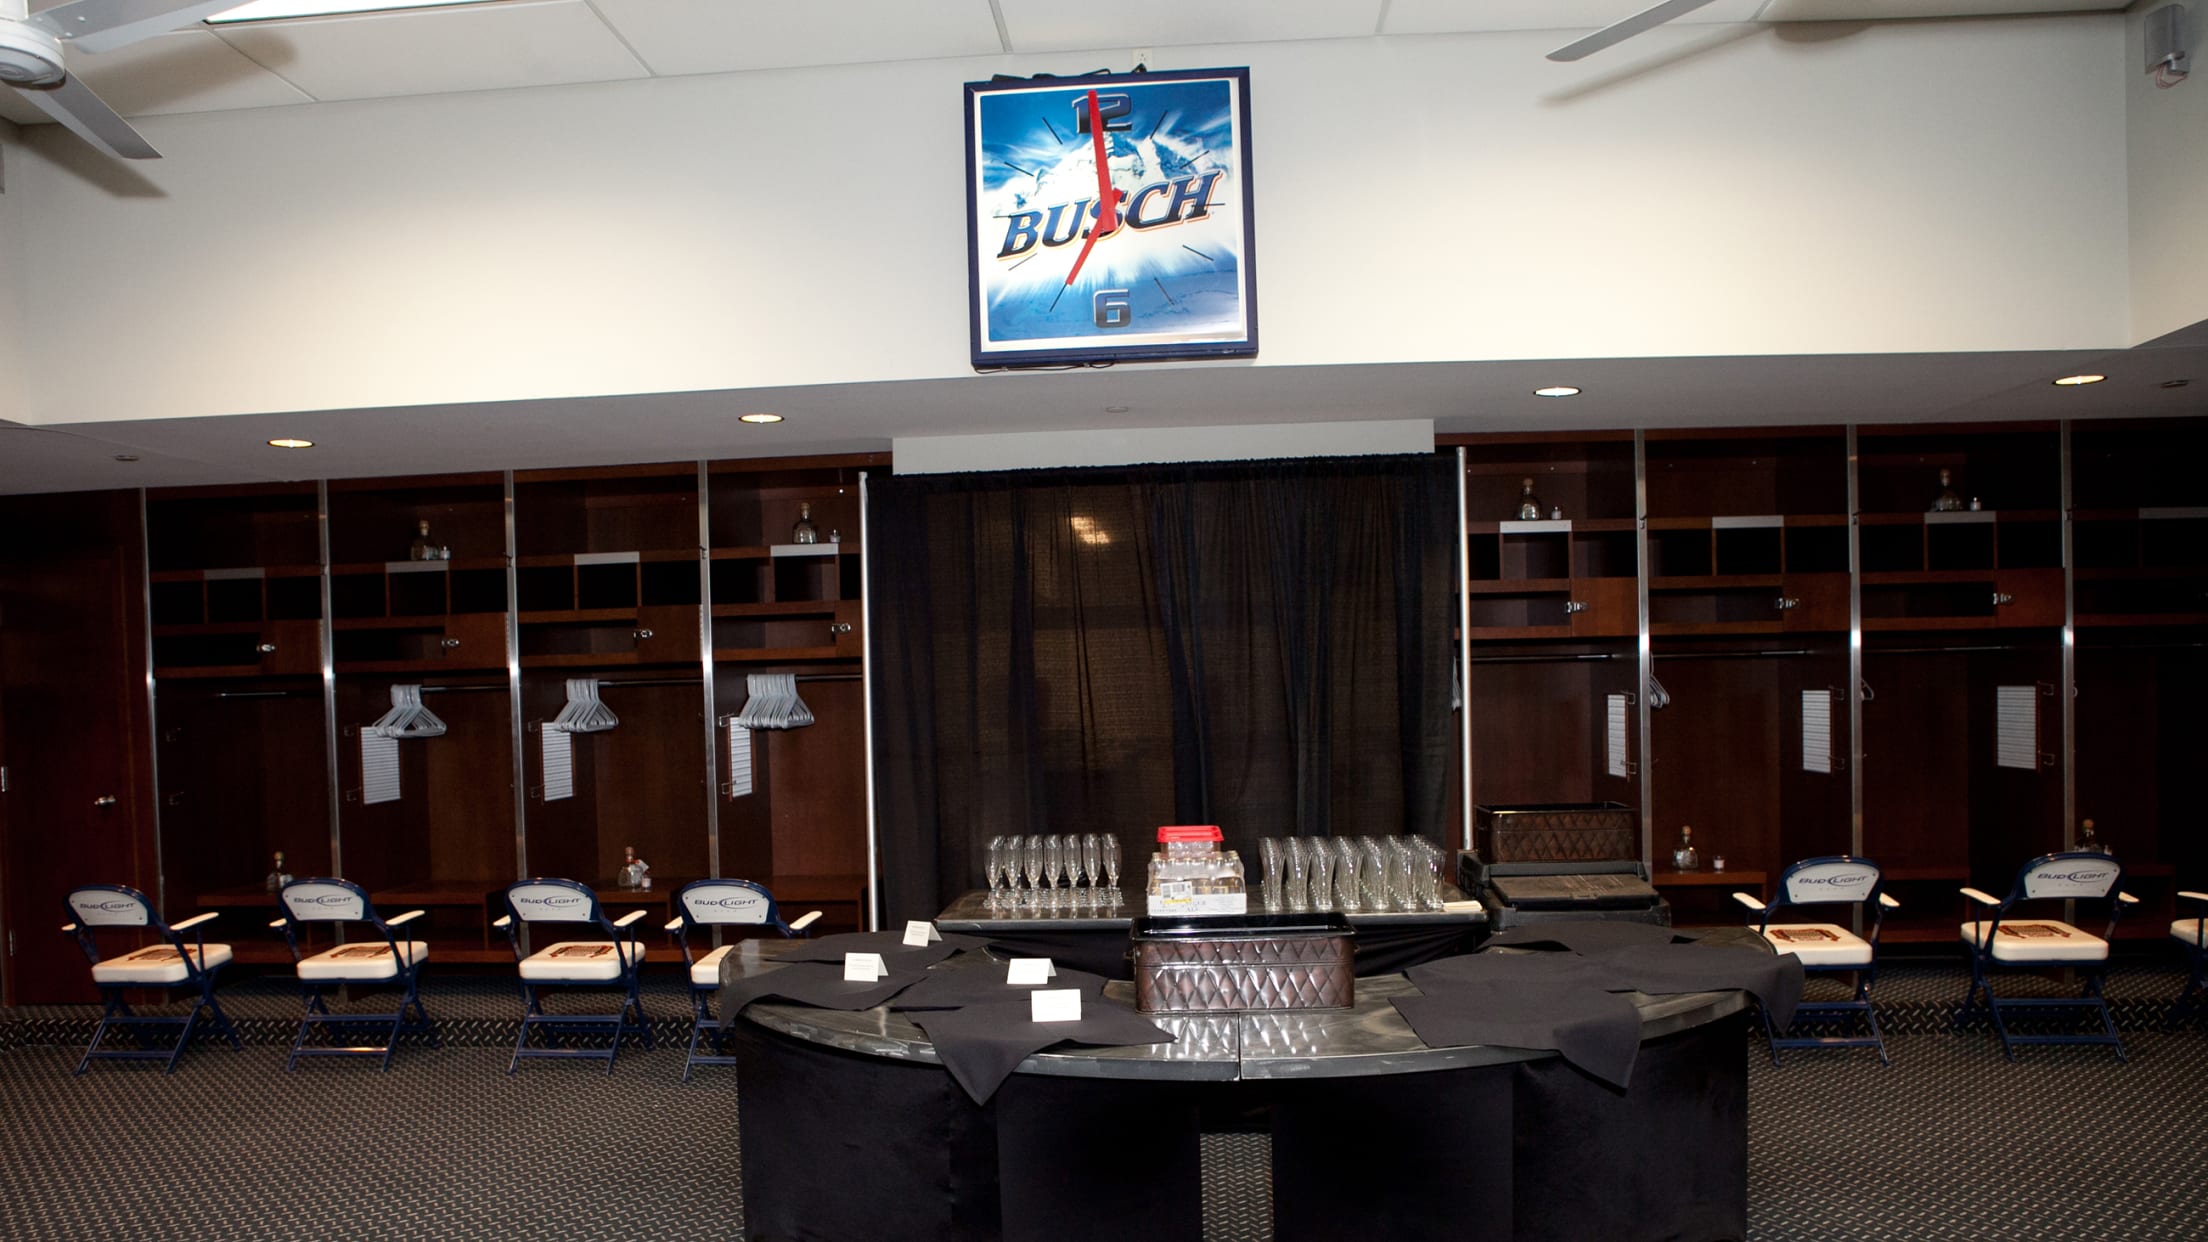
[
  {"x1": 62, "y1": 884, "x2": 240, "y2": 1074},
  {"x1": 270, "y1": 878, "x2": 438, "y2": 1071},
  {"x1": 1956, "y1": 852, "x2": 2136, "y2": 1061},
  {"x1": 495, "y1": 878, "x2": 653, "y2": 1074},
  {"x1": 1734, "y1": 856, "x2": 1900, "y2": 1065},
  {"x1": 663, "y1": 879, "x2": 821, "y2": 1082},
  {"x1": 2171, "y1": 889, "x2": 2208, "y2": 1028}
]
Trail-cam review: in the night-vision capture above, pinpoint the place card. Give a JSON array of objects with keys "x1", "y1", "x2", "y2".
[
  {"x1": 1030, "y1": 988, "x2": 1082, "y2": 1023},
  {"x1": 902, "y1": 920, "x2": 942, "y2": 947},
  {"x1": 1005, "y1": 958, "x2": 1057, "y2": 986},
  {"x1": 843, "y1": 952, "x2": 889, "y2": 982}
]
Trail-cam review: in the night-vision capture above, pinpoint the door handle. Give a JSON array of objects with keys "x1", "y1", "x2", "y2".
[
  {"x1": 1563, "y1": 601, "x2": 1588, "y2": 614},
  {"x1": 257, "y1": 643, "x2": 277, "y2": 654},
  {"x1": 1773, "y1": 597, "x2": 1799, "y2": 610},
  {"x1": 93, "y1": 795, "x2": 117, "y2": 809},
  {"x1": 1992, "y1": 592, "x2": 2015, "y2": 606},
  {"x1": 632, "y1": 629, "x2": 655, "y2": 640},
  {"x1": 440, "y1": 638, "x2": 461, "y2": 649}
]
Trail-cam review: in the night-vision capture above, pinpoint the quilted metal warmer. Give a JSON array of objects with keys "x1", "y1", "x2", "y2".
[{"x1": 1131, "y1": 913, "x2": 1355, "y2": 1014}]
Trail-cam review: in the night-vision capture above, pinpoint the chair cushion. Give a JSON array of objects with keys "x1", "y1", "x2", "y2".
[
  {"x1": 1761, "y1": 923, "x2": 1873, "y2": 967},
  {"x1": 519, "y1": 940, "x2": 644, "y2": 981},
  {"x1": 2172, "y1": 920, "x2": 2207, "y2": 950},
  {"x1": 90, "y1": 943, "x2": 233, "y2": 984},
  {"x1": 690, "y1": 943, "x2": 735, "y2": 986},
  {"x1": 1961, "y1": 919, "x2": 2108, "y2": 963},
  {"x1": 297, "y1": 941, "x2": 428, "y2": 981}
]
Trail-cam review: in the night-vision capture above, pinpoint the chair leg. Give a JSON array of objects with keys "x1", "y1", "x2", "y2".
[
  {"x1": 1982, "y1": 979, "x2": 2018, "y2": 1062},
  {"x1": 75, "y1": 993, "x2": 129, "y2": 1076},
  {"x1": 163, "y1": 1004, "x2": 201, "y2": 1074}
]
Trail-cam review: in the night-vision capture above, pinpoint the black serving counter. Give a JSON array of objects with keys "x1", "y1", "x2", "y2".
[
  {"x1": 933, "y1": 888, "x2": 1489, "y2": 979},
  {"x1": 725, "y1": 934, "x2": 1757, "y2": 1242}
]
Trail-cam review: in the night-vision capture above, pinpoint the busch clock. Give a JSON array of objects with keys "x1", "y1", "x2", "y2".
[{"x1": 964, "y1": 68, "x2": 1258, "y2": 368}]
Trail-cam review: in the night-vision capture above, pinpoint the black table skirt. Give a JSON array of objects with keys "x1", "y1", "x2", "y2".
[
  {"x1": 731, "y1": 1012, "x2": 1749, "y2": 1242},
  {"x1": 971, "y1": 918, "x2": 1481, "y2": 980}
]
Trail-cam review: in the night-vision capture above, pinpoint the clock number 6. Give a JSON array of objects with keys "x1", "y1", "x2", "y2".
[{"x1": 1093, "y1": 289, "x2": 1132, "y2": 329}]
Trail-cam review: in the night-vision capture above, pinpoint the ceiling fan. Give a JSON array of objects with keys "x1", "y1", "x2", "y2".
[
  {"x1": 0, "y1": 0, "x2": 243, "y2": 158},
  {"x1": 1549, "y1": 0, "x2": 1740, "y2": 61}
]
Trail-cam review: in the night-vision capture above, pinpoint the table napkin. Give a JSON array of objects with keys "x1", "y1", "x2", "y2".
[
  {"x1": 1480, "y1": 921, "x2": 1700, "y2": 955},
  {"x1": 771, "y1": 929, "x2": 985, "y2": 972},
  {"x1": 719, "y1": 960, "x2": 928, "y2": 1014},
  {"x1": 908, "y1": 998, "x2": 1176, "y2": 1105},
  {"x1": 888, "y1": 963, "x2": 1112, "y2": 1011},
  {"x1": 1391, "y1": 981, "x2": 1645, "y2": 1089}
]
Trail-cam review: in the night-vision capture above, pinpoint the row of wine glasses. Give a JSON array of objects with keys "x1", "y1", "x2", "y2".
[
  {"x1": 1257, "y1": 835, "x2": 1445, "y2": 914},
  {"x1": 984, "y1": 833, "x2": 1122, "y2": 913}
]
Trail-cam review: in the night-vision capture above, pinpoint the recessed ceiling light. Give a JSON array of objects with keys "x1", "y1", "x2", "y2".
[
  {"x1": 2161, "y1": 379, "x2": 2191, "y2": 389},
  {"x1": 1533, "y1": 385, "x2": 1582, "y2": 398},
  {"x1": 1104, "y1": 405, "x2": 1130, "y2": 413},
  {"x1": 2051, "y1": 374, "x2": 2106, "y2": 387},
  {"x1": 738, "y1": 413, "x2": 784, "y2": 425},
  {"x1": 207, "y1": 0, "x2": 503, "y2": 25},
  {"x1": 267, "y1": 438, "x2": 314, "y2": 448}
]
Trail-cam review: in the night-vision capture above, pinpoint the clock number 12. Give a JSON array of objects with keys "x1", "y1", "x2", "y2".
[{"x1": 1075, "y1": 93, "x2": 1132, "y2": 134}]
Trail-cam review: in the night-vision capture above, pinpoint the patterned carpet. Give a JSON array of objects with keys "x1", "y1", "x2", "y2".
[{"x1": 1, "y1": 956, "x2": 2202, "y2": 1241}]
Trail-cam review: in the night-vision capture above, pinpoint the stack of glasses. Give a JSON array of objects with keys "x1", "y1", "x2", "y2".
[
  {"x1": 1256, "y1": 835, "x2": 1447, "y2": 914},
  {"x1": 983, "y1": 833, "x2": 1122, "y2": 914}
]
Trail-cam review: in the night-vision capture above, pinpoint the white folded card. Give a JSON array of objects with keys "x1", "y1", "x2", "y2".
[
  {"x1": 902, "y1": 920, "x2": 942, "y2": 947},
  {"x1": 843, "y1": 952, "x2": 888, "y2": 982},
  {"x1": 1030, "y1": 988, "x2": 1082, "y2": 1023},
  {"x1": 1005, "y1": 958, "x2": 1057, "y2": 986}
]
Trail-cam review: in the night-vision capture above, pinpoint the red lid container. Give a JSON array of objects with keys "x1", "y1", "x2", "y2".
[{"x1": 1157, "y1": 825, "x2": 1223, "y2": 843}]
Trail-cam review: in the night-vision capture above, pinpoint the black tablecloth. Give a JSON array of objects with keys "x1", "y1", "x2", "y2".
[
  {"x1": 1393, "y1": 982, "x2": 1646, "y2": 1087},
  {"x1": 888, "y1": 963, "x2": 1112, "y2": 1011},
  {"x1": 976, "y1": 919, "x2": 1480, "y2": 979},
  {"x1": 719, "y1": 961, "x2": 928, "y2": 1014},
  {"x1": 772, "y1": 929, "x2": 985, "y2": 971},
  {"x1": 908, "y1": 998, "x2": 1175, "y2": 1104}
]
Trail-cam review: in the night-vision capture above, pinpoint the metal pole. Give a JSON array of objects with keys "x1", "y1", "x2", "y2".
[
  {"x1": 698, "y1": 461, "x2": 720, "y2": 879},
  {"x1": 504, "y1": 471, "x2": 527, "y2": 883},
  {"x1": 1456, "y1": 446, "x2": 1474, "y2": 852},
  {"x1": 1847, "y1": 426, "x2": 1863, "y2": 861},
  {"x1": 2060, "y1": 422, "x2": 2076, "y2": 846},
  {"x1": 138, "y1": 489, "x2": 166, "y2": 914},
  {"x1": 860, "y1": 470, "x2": 881, "y2": 931},
  {"x1": 1635, "y1": 431, "x2": 1654, "y2": 865},
  {"x1": 318, "y1": 480, "x2": 342, "y2": 882}
]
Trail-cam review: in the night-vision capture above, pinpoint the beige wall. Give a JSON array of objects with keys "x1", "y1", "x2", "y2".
[
  {"x1": 2127, "y1": 0, "x2": 2208, "y2": 342},
  {"x1": 10, "y1": 15, "x2": 2133, "y2": 428},
  {"x1": 0, "y1": 118, "x2": 24, "y2": 425}
]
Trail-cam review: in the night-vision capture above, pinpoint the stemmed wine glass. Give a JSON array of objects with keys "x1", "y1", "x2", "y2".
[
  {"x1": 1081, "y1": 834, "x2": 1102, "y2": 910},
  {"x1": 1043, "y1": 836, "x2": 1065, "y2": 913},
  {"x1": 984, "y1": 835, "x2": 1005, "y2": 910},
  {"x1": 1102, "y1": 836, "x2": 1121, "y2": 905},
  {"x1": 1021, "y1": 836, "x2": 1045, "y2": 911}
]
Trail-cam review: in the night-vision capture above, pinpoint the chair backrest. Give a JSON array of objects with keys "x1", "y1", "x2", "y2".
[
  {"x1": 2014, "y1": 852, "x2": 2123, "y2": 904},
  {"x1": 280, "y1": 878, "x2": 373, "y2": 924},
  {"x1": 506, "y1": 878, "x2": 606, "y2": 928},
  {"x1": 675, "y1": 879, "x2": 785, "y2": 931},
  {"x1": 1777, "y1": 856, "x2": 1883, "y2": 910},
  {"x1": 66, "y1": 884, "x2": 161, "y2": 930}
]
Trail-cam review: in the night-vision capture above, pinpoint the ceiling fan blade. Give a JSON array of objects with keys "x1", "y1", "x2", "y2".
[
  {"x1": 15, "y1": 74, "x2": 160, "y2": 158},
  {"x1": 28, "y1": 0, "x2": 241, "y2": 56},
  {"x1": 1547, "y1": 0, "x2": 1729, "y2": 61}
]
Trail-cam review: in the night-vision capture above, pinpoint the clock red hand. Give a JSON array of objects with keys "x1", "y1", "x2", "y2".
[{"x1": 1064, "y1": 88, "x2": 1121, "y2": 287}]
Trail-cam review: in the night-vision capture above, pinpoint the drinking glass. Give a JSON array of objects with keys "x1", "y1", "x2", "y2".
[
  {"x1": 1388, "y1": 838, "x2": 1415, "y2": 912},
  {"x1": 1081, "y1": 835, "x2": 1102, "y2": 907},
  {"x1": 1043, "y1": 836, "x2": 1065, "y2": 913},
  {"x1": 1260, "y1": 838, "x2": 1282, "y2": 912},
  {"x1": 1360, "y1": 838, "x2": 1387, "y2": 911},
  {"x1": 985, "y1": 836, "x2": 1004, "y2": 910},
  {"x1": 1418, "y1": 838, "x2": 1444, "y2": 910},
  {"x1": 1333, "y1": 837, "x2": 1361, "y2": 913},
  {"x1": 1102, "y1": 835, "x2": 1122, "y2": 904},
  {"x1": 1309, "y1": 838, "x2": 1335, "y2": 912},
  {"x1": 1285, "y1": 837, "x2": 1308, "y2": 912},
  {"x1": 1021, "y1": 837, "x2": 1044, "y2": 911}
]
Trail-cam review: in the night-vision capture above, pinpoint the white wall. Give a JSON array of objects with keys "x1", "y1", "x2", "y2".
[
  {"x1": 13, "y1": 15, "x2": 2131, "y2": 427},
  {"x1": 2127, "y1": 0, "x2": 2208, "y2": 342},
  {"x1": 0, "y1": 119, "x2": 25, "y2": 425}
]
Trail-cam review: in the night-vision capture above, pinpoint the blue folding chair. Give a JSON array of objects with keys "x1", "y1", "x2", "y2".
[
  {"x1": 2171, "y1": 888, "x2": 2208, "y2": 1028},
  {"x1": 663, "y1": 879, "x2": 821, "y2": 1083},
  {"x1": 1733, "y1": 856, "x2": 1900, "y2": 1065},
  {"x1": 495, "y1": 878, "x2": 653, "y2": 1074},
  {"x1": 62, "y1": 884, "x2": 240, "y2": 1074},
  {"x1": 1956, "y1": 852, "x2": 2136, "y2": 1061},
  {"x1": 270, "y1": 878, "x2": 439, "y2": 1071}
]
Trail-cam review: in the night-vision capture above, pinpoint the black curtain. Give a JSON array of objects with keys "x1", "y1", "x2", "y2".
[{"x1": 868, "y1": 454, "x2": 1458, "y2": 924}]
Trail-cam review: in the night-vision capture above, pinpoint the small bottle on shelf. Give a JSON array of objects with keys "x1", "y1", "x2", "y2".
[
  {"x1": 1515, "y1": 477, "x2": 1544, "y2": 521},
  {"x1": 265, "y1": 850, "x2": 291, "y2": 894},
  {"x1": 1930, "y1": 468, "x2": 1965, "y2": 513},
  {"x1": 791, "y1": 503, "x2": 820, "y2": 545},
  {"x1": 2078, "y1": 818, "x2": 2113, "y2": 856},
  {"x1": 617, "y1": 845, "x2": 643, "y2": 890},
  {"x1": 1671, "y1": 826, "x2": 1699, "y2": 872},
  {"x1": 410, "y1": 519, "x2": 435, "y2": 561}
]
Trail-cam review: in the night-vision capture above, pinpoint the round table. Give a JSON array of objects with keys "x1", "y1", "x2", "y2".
[{"x1": 725, "y1": 937, "x2": 1756, "y2": 1242}]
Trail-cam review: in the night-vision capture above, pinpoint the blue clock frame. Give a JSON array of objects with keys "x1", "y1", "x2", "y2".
[{"x1": 964, "y1": 68, "x2": 1258, "y2": 369}]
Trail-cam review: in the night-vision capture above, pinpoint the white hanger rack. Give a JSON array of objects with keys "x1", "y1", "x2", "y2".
[
  {"x1": 368, "y1": 685, "x2": 447, "y2": 738},
  {"x1": 733, "y1": 673, "x2": 814, "y2": 730},
  {"x1": 549, "y1": 678, "x2": 619, "y2": 733}
]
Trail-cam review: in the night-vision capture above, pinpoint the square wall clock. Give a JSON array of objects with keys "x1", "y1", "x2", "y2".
[{"x1": 964, "y1": 68, "x2": 1258, "y2": 369}]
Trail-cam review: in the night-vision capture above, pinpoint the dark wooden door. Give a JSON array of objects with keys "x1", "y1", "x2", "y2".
[{"x1": 0, "y1": 556, "x2": 150, "y2": 1005}]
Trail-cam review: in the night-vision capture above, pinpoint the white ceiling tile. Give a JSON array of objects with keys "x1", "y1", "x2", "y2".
[
  {"x1": 211, "y1": 0, "x2": 647, "y2": 103},
  {"x1": 1384, "y1": 0, "x2": 1770, "y2": 37},
  {"x1": 590, "y1": 0, "x2": 1004, "y2": 78},
  {"x1": 997, "y1": 0, "x2": 1385, "y2": 55},
  {"x1": 62, "y1": 29, "x2": 313, "y2": 118}
]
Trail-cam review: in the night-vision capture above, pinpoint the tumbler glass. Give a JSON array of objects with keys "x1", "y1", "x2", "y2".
[
  {"x1": 1260, "y1": 838, "x2": 1283, "y2": 912},
  {"x1": 1333, "y1": 837, "x2": 1361, "y2": 913},
  {"x1": 1284, "y1": 836, "x2": 1309, "y2": 912},
  {"x1": 1309, "y1": 838, "x2": 1335, "y2": 912},
  {"x1": 1360, "y1": 838, "x2": 1388, "y2": 911}
]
